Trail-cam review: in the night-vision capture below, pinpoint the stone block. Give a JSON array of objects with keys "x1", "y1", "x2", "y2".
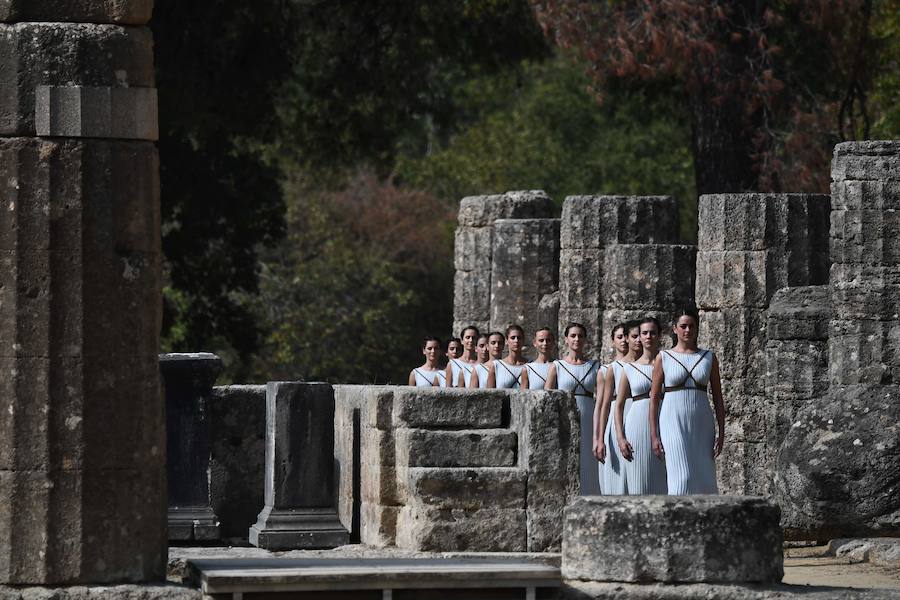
[
  {"x1": 715, "y1": 437, "x2": 769, "y2": 496},
  {"x1": 361, "y1": 462, "x2": 399, "y2": 506},
  {"x1": 766, "y1": 341, "x2": 829, "y2": 400},
  {"x1": 831, "y1": 178, "x2": 900, "y2": 210},
  {"x1": 602, "y1": 244, "x2": 696, "y2": 310},
  {"x1": 394, "y1": 428, "x2": 517, "y2": 468},
  {"x1": 560, "y1": 195, "x2": 678, "y2": 249},
  {"x1": 453, "y1": 225, "x2": 492, "y2": 271},
  {"x1": 35, "y1": 86, "x2": 158, "y2": 140},
  {"x1": 359, "y1": 502, "x2": 399, "y2": 548},
  {"x1": 490, "y1": 218, "x2": 560, "y2": 333},
  {"x1": 0, "y1": 0, "x2": 153, "y2": 24},
  {"x1": 401, "y1": 467, "x2": 527, "y2": 510},
  {"x1": 208, "y1": 385, "x2": 266, "y2": 541},
  {"x1": 559, "y1": 248, "x2": 602, "y2": 309},
  {"x1": 526, "y1": 479, "x2": 570, "y2": 553},
  {"x1": 537, "y1": 291, "x2": 560, "y2": 335},
  {"x1": 829, "y1": 319, "x2": 900, "y2": 386},
  {"x1": 457, "y1": 190, "x2": 554, "y2": 227},
  {"x1": 832, "y1": 140, "x2": 900, "y2": 182},
  {"x1": 696, "y1": 251, "x2": 773, "y2": 309},
  {"x1": 766, "y1": 286, "x2": 831, "y2": 340},
  {"x1": 562, "y1": 496, "x2": 783, "y2": 583},
  {"x1": 0, "y1": 23, "x2": 154, "y2": 136},
  {"x1": 392, "y1": 388, "x2": 504, "y2": 428},
  {"x1": 831, "y1": 264, "x2": 900, "y2": 320},
  {"x1": 362, "y1": 425, "x2": 395, "y2": 467},
  {"x1": 776, "y1": 384, "x2": 900, "y2": 539},
  {"x1": 395, "y1": 506, "x2": 527, "y2": 552},
  {"x1": 830, "y1": 208, "x2": 900, "y2": 266},
  {"x1": 453, "y1": 269, "x2": 491, "y2": 322},
  {"x1": 698, "y1": 308, "x2": 767, "y2": 388}
]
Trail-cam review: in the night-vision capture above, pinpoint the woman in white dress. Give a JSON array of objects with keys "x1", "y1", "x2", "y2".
[
  {"x1": 649, "y1": 310, "x2": 725, "y2": 494},
  {"x1": 545, "y1": 323, "x2": 601, "y2": 495},
  {"x1": 470, "y1": 331, "x2": 505, "y2": 389},
  {"x1": 594, "y1": 320, "x2": 642, "y2": 494},
  {"x1": 446, "y1": 326, "x2": 479, "y2": 388},
  {"x1": 446, "y1": 337, "x2": 463, "y2": 361},
  {"x1": 408, "y1": 336, "x2": 446, "y2": 387},
  {"x1": 521, "y1": 327, "x2": 555, "y2": 390},
  {"x1": 615, "y1": 317, "x2": 667, "y2": 494},
  {"x1": 488, "y1": 325, "x2": 527, "y2": 389}
]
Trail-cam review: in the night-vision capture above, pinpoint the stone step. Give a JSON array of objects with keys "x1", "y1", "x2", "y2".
[
  {"x1": 395, "y1": 429, "x2": 517, "y2": 468},
  {"x1": 392, "y1": 388, "x2": 506, "y2": 429},
  {"x1": 402, "y1": 467, "x2": 526, "y2": 510}
]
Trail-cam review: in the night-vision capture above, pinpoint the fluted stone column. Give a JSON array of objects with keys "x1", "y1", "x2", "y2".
[
  {"x1": 696, "y1": 193, "x2": 830, "y2": 496},
  {"x1": 0, "y1": 1, "x2": 164, "y2": 584}
]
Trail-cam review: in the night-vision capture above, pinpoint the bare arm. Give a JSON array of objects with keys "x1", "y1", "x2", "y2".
[
  {"x1": 544, "y1": 363, "x2": 558, "y2": 390},
  {"x1": 445, "y1": 363, "x2": 455, "y2": 388},
  {"x1": 520, "y1": 368, "x2": 529, "y2": 390},
  {"x1": 710, "y1": 355, "x2": 726, "y2": 458},
  {"x1": 486, "y1": 364, "x2": 497, "y2": 388},
  {"x1": 615, "y1": 374, "x2": 633, "y2": 461},
  {"x1": 468, "y1": 365, "x2": 480, "y2": 389},
  {"x1": 593, "y1": 367, "x2": 616, "y2": 461},
  {"x1": 649, "y1": 354, "x2": 665, "y2": 459},
  {"x1": 408, "y1": 370, "x2": 416, "y2": 386}
]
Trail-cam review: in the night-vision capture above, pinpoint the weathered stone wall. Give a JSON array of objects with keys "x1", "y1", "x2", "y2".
[
  {"x1": 453, "y1": 191, "x2": 555, "y2": 338},
  {"x1": 696, "y1": 193, "x2": 830, "y2": 496},
  {"x1": 0, "y1": 6, "x2": 164, "y2": 584}
]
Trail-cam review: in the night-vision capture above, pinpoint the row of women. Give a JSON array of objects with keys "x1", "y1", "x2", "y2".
[{"x1": 408, "y1": 311, "x2": 726, "y2": 496}]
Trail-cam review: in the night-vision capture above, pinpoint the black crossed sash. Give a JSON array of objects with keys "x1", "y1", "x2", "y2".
[
  {"x1": 627, "y1": 362, "x2": 653, "y2": 400},
  {"x1": 526, "y1": 363, "x2": 547, "y2": 386},
  {"x1": 496, "y1": 360, "x2": 523, "y2": 387},
  {"x1": 414, "y1": 368, "x2": 440, "y2": 387},
  {"x1": 556, "y1": 360, "x2": 596, "y2": 397},
  {"x1": 663, "y1": 350, "x2": 710, "y2": 393}
]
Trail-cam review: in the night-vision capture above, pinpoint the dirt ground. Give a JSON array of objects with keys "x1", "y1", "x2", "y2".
[{"x1": 783, "y1": 545, "x2": 900, "y2": 590}]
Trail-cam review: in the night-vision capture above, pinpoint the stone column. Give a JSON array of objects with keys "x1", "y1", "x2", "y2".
[
  {"x1": 160, "y1": 353, "x2": 222, "y2": 542},
  {"x1": 453, "y1": 190, "x2": 554, "y2": 338},
  {"x1": 250, "y1": 382, "x2": 349, "y2": 550},
  {"x1": 696, "y1": 193, "x2": 830, "y2": 496},
  {"x1": 0, "y1": 2, "x2": 165, "y2": 585},
  {"x1": 558, "y1": 195, "x2": 679, "y2": 358},
  {"x1": 489, "y1": 218, "x2": 560, "y2": 339}
]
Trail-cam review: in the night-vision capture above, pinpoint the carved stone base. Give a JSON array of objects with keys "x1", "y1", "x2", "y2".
[
  {"x1": 249, "y1": 507, "x2": 349, "y2": 550},
  {"x1": 168, "y1": 506, "x2": 220, "y2": 542}
]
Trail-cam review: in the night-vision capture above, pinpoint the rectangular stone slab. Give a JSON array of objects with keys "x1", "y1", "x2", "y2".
[
  {"x1": 392, "y1": 388, "x2": 505, "y2": 428},
  {"x1": 394, "y1": 428, "x2": 517, "y2": 468}
]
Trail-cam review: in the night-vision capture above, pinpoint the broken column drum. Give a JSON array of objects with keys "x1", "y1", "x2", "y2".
[
  {"x1": 0, "y1": 3, "x2": 165, "y2": 585},
  {"x1": 160, "y1": 352, "x2": 223, "y2": 542}
]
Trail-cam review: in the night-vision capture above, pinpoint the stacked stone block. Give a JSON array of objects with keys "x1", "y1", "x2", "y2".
[
  {"x1": 453, "y1": 191, "x2": 555, "y2": 338},
  {"x1": 696, "y1": 193, "x2": 829, "y2": 495},
  {"x1": 0, "y1": 4, "x2": 164, "y2": 584}
]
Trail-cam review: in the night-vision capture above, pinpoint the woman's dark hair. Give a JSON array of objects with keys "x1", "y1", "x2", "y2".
[
  {"x1": 639, "y1": 316, "x2": 661, "y2": 332},
  {"x1": 610, "y1": 322, "x2": 626, "y2": 339},
  {"x1": 673, "y1": 308, "x2": 700, "y2": 327},
  {"x1": 446, "y1": 337, "x2": 462, "y2": 349},
  {"x1": 564, "y1": 322, "x2": 587, "y2": 337},
  {"x1": 625, "y1": 319, "x2": 641, "y2": 334},
  {"x1": 422, "y1": 336, "x2": 443, "y2": 349},
  {"x1": 460, "y1": 325, "x2": 480, "y2": 338},
  {"x1": 505, "y1": 324, "x2": 525, "y2": 338},
  {"x1": 488, "y1": 331, "x2": 505, "y2": 342},
  {"x1": 477, "y1": 333, "x2": 489, "y2": 343},
  {"x1": 534, "y1": 326, "x2": 554, "y2": 338}
]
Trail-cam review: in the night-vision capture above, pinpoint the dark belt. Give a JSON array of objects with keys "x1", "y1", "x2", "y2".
[
  {"x1": 665, "y1": 385, "x2": 708, "y2": 394},
  {"x1": 632, "y1": 392, "x2": 650, "y2": 401}
]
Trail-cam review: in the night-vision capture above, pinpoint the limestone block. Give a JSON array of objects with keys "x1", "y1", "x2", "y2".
[
  {"x1": 361, "y1": 462, "x2": 399, "y2": 506},
  {"x1": 559, "y1": 248, "x2": 602, "y2": 309},
  {"x1": 698, "y1": 308, "x2": 767, "y2": 388},
  {"x1": 831, "y1": 264, "x2": 900, "y2": 321},
  {"x1": 490, "y1": 218, "x2": 560, "y2": 333},
  {"x1": 562, "y1": 496, "x2": 783, "y2": 583},
  {"x1": 526, "y1": 479, "x2": 571, "y2": 553},
  {"x1": 696, "y1": 251, "x2": 772, "y2": 309},
  {"x1": 457, "y1": 190, "x2": 554, "y2": 227},
  {"x1": 362, "y1": 425, "x2": 395, "y2": 467},
  {"x1": 537, "y1": 291, "x2": 560, "y2": 335},
  {"x1": 766, "y1": 341, "x2": 829, "y2": 401},
  {"x1": 776, "y1": 384, "x2": 900, "y2": 539},
  {"x1": 395, "y1": 506, "x2": 527, "y2": 552},
  {"x1": 401, "y1": 467, "x2": 527, "y2": 510},
  {"x1": 394, "y1": 428, "x2": 517, "y2": 468},
  {"x1": 560, "y1": 195, "x2": 678, "y2": 249},
  {"x1": 829, "y1": 319, "x2": 900, "y2": 386},
  {"x1": 392, "y1": 388, "x2": 504, "y2": 429},
  {"x1": 766, "y1": 286, "x2": 831, "y2": 340},
  {"x1": 831, "y1": 140, "x2": 900, "y2": 182},
  {"x1": 602, "y1": 244, "x2": 696, "y2": 310},
  {"x1": 0, "y1": 0, "x2": 153, "y2": 24},
  {"x1": 556, "y1": 307, "x2": 601, "y2": 358},
  {"x1": 0, "y1": 23, "x2": 154, "y2": 136},
  {"x1": 832, "y1": 178, "x2": 900, "y2": 210},
  {"x1": 207, "y1": 385, "x2": 266, "y2": 541},
  {"x1": 359, "y1": 502, "x2": 398, "y2": 548},
  {"x1": 453, "y1": 226, "x2": 492, "y2": 271},
  {"x1": 831, "y1": 209, "x2": 900, "y2": 266},
  {"x1": 35, "y1": 86, "x2": 158, "y2": 140},
  {"x1": 453, "y1": 269, "x2": 491, "y2": 322}
]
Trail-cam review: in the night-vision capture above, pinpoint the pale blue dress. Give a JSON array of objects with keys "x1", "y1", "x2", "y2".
[
  {"x1": 450, "y1": 358, "x2": 475, "y2": 388},
  {"x1": 412, "y1": 368, "x2": 443, "y2": 388},
  {"x1": 554, "y1": 359, "x2": 600, "y2": 495},
  {"x1": 659, "y1": 350, "x2": 718, "y2": 494},
  {"x1": 494, "y1": 361, "x2": 524, "y2": 389},
  {"x1": 601, "y1": 360, "x2": 632, "y2": 495},
  {"x1": 474, "y1": 363, "x2": 490, "y2": 389},
  {"x1": 525, "y1": 361, "x2": 551, "y2": 390},
  {"x1": 623, "y1": 362, "x2": 667, "y2": 494}
]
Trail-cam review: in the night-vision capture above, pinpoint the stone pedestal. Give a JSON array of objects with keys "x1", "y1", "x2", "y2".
[
  {"x1": 562, "y1": 496, "x2": 783, "y2": 584},
  {"x1": 160, "y1": 353, "x2": 222, "y2": 542},
  {"x1": 250, "y1": 382, "x2": 349, "y2": 550},
  {"x1": 0, "y1": 5, "x2": 165, "y2": 585}
]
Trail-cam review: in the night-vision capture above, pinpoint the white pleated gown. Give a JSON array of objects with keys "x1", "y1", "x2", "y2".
[
  {"x1": 659, "y1": 350, "x2": 718, "y2": 494},
  {"x1": 554, "y1": 359, "x2": 600, "y2": 495},
  {"x1": 525, "y1": 362, "x2": 550, "y2": 390},
  {"x1": 412, "y1": 368, "x2": 443, "y2": 388},
  {"x1": 623, "y1": 362, "x2": 667, "y2": 494},
  {"x1": 450, "y1": 358, "x2": 475, "y2": 388},
  {"x1": 475, "y1": 363, "x2": 490, "y2": 389},
  {"x1": 495, "y1": 361, "x2": 524, "y2": 389},
  {"x1": 601, "y1": 361, "x2": 632, "y2": 495}
]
